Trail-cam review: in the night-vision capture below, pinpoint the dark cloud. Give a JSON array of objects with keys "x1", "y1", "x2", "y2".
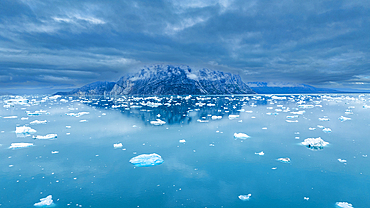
[{"x1": 0, "y1": 0, "x2": 370, "y2": 94}]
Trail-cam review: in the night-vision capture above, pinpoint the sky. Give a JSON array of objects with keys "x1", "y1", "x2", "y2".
[{"x1": 1, "y1": 0, "x2": 370, "y2": 94}]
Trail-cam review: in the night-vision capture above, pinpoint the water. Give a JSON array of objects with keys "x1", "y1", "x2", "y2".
[{"x1": 0, "y1": 94, "x2": 369, "y2": 207}]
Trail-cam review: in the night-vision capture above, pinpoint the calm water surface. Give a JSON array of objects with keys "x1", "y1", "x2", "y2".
[{"x1": 0, "y1": 94, "x2": 369, "y2": 208}]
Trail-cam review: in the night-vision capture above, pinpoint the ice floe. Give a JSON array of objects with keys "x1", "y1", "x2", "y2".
[
  {"x1": 238, "y1": 194, "x2": 251, "y2": 201},
  {"x1": 150, "y1": 119, "x2": 166, "y2": 125},
  {"x1": 335, "y1": 202, "x2": 353, "y2": 208},
  {"x1": 322, "y1": 128, "x2": 332, "y2": 133},
  {"x1": 30, "y1": 120, "x2": 47, "y2": 125},
  {"x1": 211, "y1": 115, "x2": 222, "y2": 120},
  {"x1": 301, "y1": 137, "x2": 329, "y2": 149},
  {"x1": 51, "y1": 151, "x2": 59, "y2": 154},
  {"x1": 319, "y1": 117, "x2": 330, "y2": 121},
  {"x1": 179, "y1": 139, "x2": 186, "y2": 143},
  {"x1": 286, "y1": 120, "x2": 298, "y2": 123},
  {"x1": 9, "y1": 143, "x2": 34, "y2": 149},
  {"x1": 3, "y1": 116, "x2": 17, "y2": 119},
  {"x1": 304, "y1": 197, "x2": 309, "y2": 201},
  {"x1": 129, "y1": 153, "x2": 164, "y2": 167},
  {"x1": 113, "y1": 143, "x2": 123, "y2": 148},
  {"x1": 234, "y1": 133, "x2": 250, "y2": 139},
  {"x1": 15, "y1": 126, "x2": 36, "y2": 134},
  {"x1": 255, "y1": 151, "x2": 264, "y2": 156},
  {"x1": 33, "y1": 134, "x2": 57, "y2": 140},
  {"x1": 277, "y1": 158, "x2": 290, "y2": 163},
  {"x1": 338, "y1": 116, "x2": 351, "y2": 122},
  {"x1": 34, "y1": 195, "x2": 54, "y2": 207},
  {"x1": 228, "y1": 115, "x2": 239, "y2": 120},
  {"x1": 338, "y1": 159, "x2": 347, "y2": 163}
]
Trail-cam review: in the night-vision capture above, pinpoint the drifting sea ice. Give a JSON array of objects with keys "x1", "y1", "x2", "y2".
[
  {"x1": 322, "y1": 128, "x2": 332, "y2": 133},
  {"x1": 33, "y1": 134, "x2": 57, "y2": 140},
  {"x1": 8, "y1": 143, "x2": 34, "y2": 149},
  {"x1": 234, "y1": 133, "x2": 250, "y2": 139},
  {"x1": 277, "y1": 158, "x2": 291, "y2": 163},
  {"x1": 211, "y1": 115, "x2": 222, "y2": 120},
  {"x1": 228, "y1": 115, "x2": 239, "y2": 119},
  {"x1": 34, "y1": 195, "x2": 54, "y2": 207},
  {"x1": 179, "y1": 139, "x2": 186, "y2": 143},
  {"x1": 113, "y1": 143, "x2": 123, "y2": 148},
  {"x1": 15, "y1": 126, "x2": 36, "y2": 134},
  {"x1": 338, "y1": 159, "x2": 347, "y2": 163},
  {"x1": 129, "y1": 153, "x2": 164, "y2": 167},
  {"x1": 255, "y1": 151, "x2": 264, "y2": 155},
  {"x1": 238, "y1": 194, "x2": 251, "y2": 201},
  {"x1": 301, "y1": 137, "x2": 329, "y2": 149},
  {"x1": 335, "y1": 202, "x2": 353, "y2": 208},
  {"x1": 286, "y1": 120, "x2": 298, "y2": 123},
  {"x1": 150, "y1": 119, "x2": 166, "y2": 126},
  {"x1": 338, "y1": 116, "x2": 351, "y2": 122},
  {"x1": 30, "y1": 120, "x2": 47, "y2": 125}
]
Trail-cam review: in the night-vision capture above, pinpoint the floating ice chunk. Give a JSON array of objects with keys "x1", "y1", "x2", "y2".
[
  {"x1": 3, "y1": 116, "x2": 17, "y2": 119},
  {"x1": 362, "y1": 155, "x2": 368, "y2": 158},
  {"x1": 301, "y1": 137, "x2": 329, "y2": 149},
  {"x1": 304, "y1": 197, "x2": 309, "y2": 201},
  {"x1": 272, "y1": 167, "x2": 277, "y2": 170},
  {"x1": 338, "y1": 116, "x2": 351, "y2": 122},
  {"x1": 197, "y1": 119, "x2": 209, "y2": 123},
  {"x1": 129, "y1": 153, "x2": 164, "y2": 167},
  {"x1": 179, "y1": 139, "x2": 186, "y2": 143},
  {"x1": 21, "y1": 117, "x2": 29, "y2": 120},
  {"x1": 238, "y1": 194, "x2": 251, "y2": 201},
  {"x1": 34, "y1": 195, "x2": 54, "y2": 207},
  {"x1": 255, "y1": 151, "x2": 264, "y2": 156},
  {"x1": 9, "y1": 143, "x2": 33, "y2": 149},
  {"x1": 322, "y1": 128, "x2": 332, "y2": 133},
  {"x1": 30, "y1": 120, "x2": 47, "y2": 125},
  {"x1": 291, "y1": 111, "x2": 305, "y2": 115},
  {"x1": 286, "y1": 120, "x2": 298, "y2": 123},
  {"x1": 150, "y1": 119, "x2": 166, "y2": 125},
  {"x1": 277, "y1": 158, "x2": 290, "y2": 163},
  {"x1": 51, "y1": 151, "x2": 59, "y2": 154},
  {"x1": 338, "y1": 159, "x2": 347, "y2": 163},
  {"x1": 309, "y1": 127, "x2": 316, "y2": 130},
  {"x1": 16, "y1": 126, "x2": 36, "y2": 134},
  {"x1": 262, "y1": 127, "x2": 267, "y2": 130},
  {"x1": 33, "y1": 134, "x2": 57, "y2": 140},
  {"x1": 209, "y1": 143, "x2": 215, "y2": 147},
  {"x1": 317, "y1": 125, "x2": 324, "y2": 129},
  {"x1": 228, "y1": 115, "x2": 239, "y2": 120},
  {"x1": 363, "y1": 105, "x2": 370, "y2": 109},
  {"x1": 319, "y1": 117, "x2": 330, "y2": 121},
  {"x1": 298, "y1": 105, "x2": 314, "y2": 109},
  {"x1": 335, "y1": 202, "x2": 353, "y2": 208},
  {"x1": 286, "y1": 115, "x2": 298, "y2": 119},
  {"x1": 234, "y1": 133, "x2": 250, "y2": 139},
  {"x1": 113, "y1": 143, "x2": 123, "y2": 148},
  {"x1": 211, "y1": 115, "x2": 222, "y2": 120},
  {"x1": 27, "y1": 111, "x2": 41, "y2": 116},
  {"x1": 79, "y1": 120, "x2": 87, "y2": 122},
  {"x1": 66, "y1": 126, "x2": 71, "y2": 129}
]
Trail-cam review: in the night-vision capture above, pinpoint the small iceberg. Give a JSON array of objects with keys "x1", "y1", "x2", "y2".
[
  {"x1": 113, "y1": 143, "x2": 123, "y2": 148},
  {"x1": 301, "y1": 137, "x2": 329, "y2": 150},
  {"x1": 16, "y1": 126, "x2": 36, "y2": 134},
  {"x1": 336, "y1": 202, "x2": 353, "y2": 208},
  {"x1": 9, "y1": 143, "x2": 33, "y2": 149},
  {"x1": 129, "y1": 153, "x2": 164, "y2": 167},
  {"x1": 322, "y1": 128, "x2": 332, "y2": 133},
  {"x1": 179, "y1": 139, "x2": 186, "y2": 143},
  {"x1": 338, "y1": 116, "x2": 351, "y2": 122},
  {"x1": 338, "y1": 159, "x2": 347, "y2": 163},
  {"x1": 238, "y1": 194, "x2": 251, "y2": 201},
  {"x1": 33, "y1": 134, "x2": 57, "y2": 140},
  {"x1": 150, "y1": 119, "x2": 166, "y2": 126},
  {"x1": 255, "y1": 151, "x2": 264, "y2": 156},
  {"x1": 30, "y1": 120, "x2": 47, "y2": 125},
  {"x1": 228, "y1": 115, "x2": 239, "y2": 120},
  {"x1": 286, "y1": 120, "x2": 298, "y2": 123},
  {"x1": 211, "y1": 115, "x2": 222, "y2": 120},
  {"x1": 51, "y1": 151, "x2": 59, "y2": 154},
  {"x1": 34, "y1": 195, "x2": 55, "y2": 207},
  {"x1": 318, "y1": 117, "x2": 330, "y2": 121},
  {"x1": 234, "y1": 133, "x2": 250, "y2": 139},
  {"x1": 277, "y1": 158, "x2": 290, "y2": 163}
]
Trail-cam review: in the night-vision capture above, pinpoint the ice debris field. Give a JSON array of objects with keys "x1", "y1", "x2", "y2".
[{"x1": 0, "y1": 94, "x2": 369, "y2": 207}]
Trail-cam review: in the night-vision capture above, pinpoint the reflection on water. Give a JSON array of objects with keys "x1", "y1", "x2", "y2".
[{"x1": 0, "y1": 94, "x2": 369, "y2": 208}]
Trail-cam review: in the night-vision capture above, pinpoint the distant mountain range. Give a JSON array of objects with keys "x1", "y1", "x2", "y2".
[
  {"x1": 56, "y1": 65, "x2": 255, "y2": 96},
  {"x1": 55, "y1": 65, "x2": 363, "y2": 96}
]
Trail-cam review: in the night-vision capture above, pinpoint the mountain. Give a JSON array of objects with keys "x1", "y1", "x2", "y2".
[
  {"x1": 247, "y1": 82, "x2": 338, "y2": 94},
  {"x1": 55, "y1": 81, "x2": 115, "y2": 96},
  {"x1": 55, "y1": 65, "x2": 255, "y2": 96}
]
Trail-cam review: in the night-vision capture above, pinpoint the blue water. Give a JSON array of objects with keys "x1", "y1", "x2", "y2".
[{"x1": 0, "y1": 94, "x2": 369, "y2": 207}]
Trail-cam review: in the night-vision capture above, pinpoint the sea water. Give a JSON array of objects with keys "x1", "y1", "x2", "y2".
[{"x1": 0, "y1": 94, "x2": 369, "y2": 207}]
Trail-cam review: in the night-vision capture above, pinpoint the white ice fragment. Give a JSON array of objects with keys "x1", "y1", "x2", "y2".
[
  {"x1": 317, "y1": 125, "x2": 324, "y2": 129},
  {"x1": 272, "y1": 167, "x2": 277, "y2": 170},
  {"x1": 34, "y1": 195, "x2": 54, "y2": 207},
  {"x1": 309, "y1": 127, "x2": 316, "y2": 130},
  {"x1": 113, "y1": 143, "x2": 123, "y2": 148},
  {"x1": 335, "y1": 202, "x2": 353, "y2": 208},
  {"x1": 262, "y1": 127, "x2": 267, "y2": 129},
  {"x1": 129, "y1": 153, "x2": 164, "y2": 167},
  {"x1": 234, "y1": 133, "x2": 250, "y2": 139},
  {"x1": 9, "y1": 143, "x2": 33, "y2": 149},
  {"x1": 238, "y1": 194, "x2": 251, "y2": 201},
  {"x1": 150, "y1": 119, "x2": 166, "y2": 125},
  {"x1": 179, "y1": 139, "x2": 186, "y2": 143},
  {"x1": 21, "y1": 117, "x2": 29, "y2": 120},
  {"x1": 338, "y1": 116, "x2": 351, "y2": 122},
  {"x1": 16, "y1": 126, "x2": 36, "y2": 134},
  {"x1": 301, "y1": 137, "x2": 329, "y2": 149},
  {"x1": 338, "y1": 159, "x2": 347, "y2": 163},
  {"x1": 304, "y1": 197, "x2": 309, "y2": 201},
  {"x1": 51, "y1": 151, "x2": 59, "y2": 154},
  {"x1": 291, "y1": 111, "x2": 305, "y2": 115},
  {"x1": 66, "y1": 126, "x2": 71, "y2": 129},
  {"x1": 255, "y1": 151, "x2": 264, "y2": 156},
  {"x1": 197, "y1": 119, "x2": 209, "y2": 123},
  {"x1": 319, "y1": 117, "x2": 330, "y2": 121},
  {"x1": 33, "y1": 134, "x2": 57, "y2": 140},
  {"x1": 277, "y1": 158, "x2": 290, "y2": 163},
  {"x1": 298, "y1": 104, "x2": 314, "y2": 109},
  {"x1": 211, "y1": 115, "x2": 222, "y2": 120},
  {"x1": 286, "y1": 120, "x2": 298, "y2": 123},
  {"x1": 209, "y1": 143, "x2": 215, "y2": 147},
  {"x1": 3, "y1": 116, "x2": 18, "y2": 119},
  {"x1": 322, "y1": 128, "x2": 332, "y2": 133},
  {"x1": 79, "y1": 120, "x2": 87, "y2": 122},
  {"x1": 30, "y1": 120, "x2": 47, "y2": 125},
  {"x1": 228, "y1": 115, "x2": 239, "y2": 120}
]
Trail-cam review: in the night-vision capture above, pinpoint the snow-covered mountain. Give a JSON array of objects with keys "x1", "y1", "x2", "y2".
[
  {"x1": 56, "y1": 65, "x2": 255, "y2": 96},
  {"x1": 247, "y1": 82, "x2": 338, "y2": 94}
]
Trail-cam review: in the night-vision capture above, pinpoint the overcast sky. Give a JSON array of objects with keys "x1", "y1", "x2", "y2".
[{"x1": 1, "y1": 0, "x2": 370, "y2": 94}]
